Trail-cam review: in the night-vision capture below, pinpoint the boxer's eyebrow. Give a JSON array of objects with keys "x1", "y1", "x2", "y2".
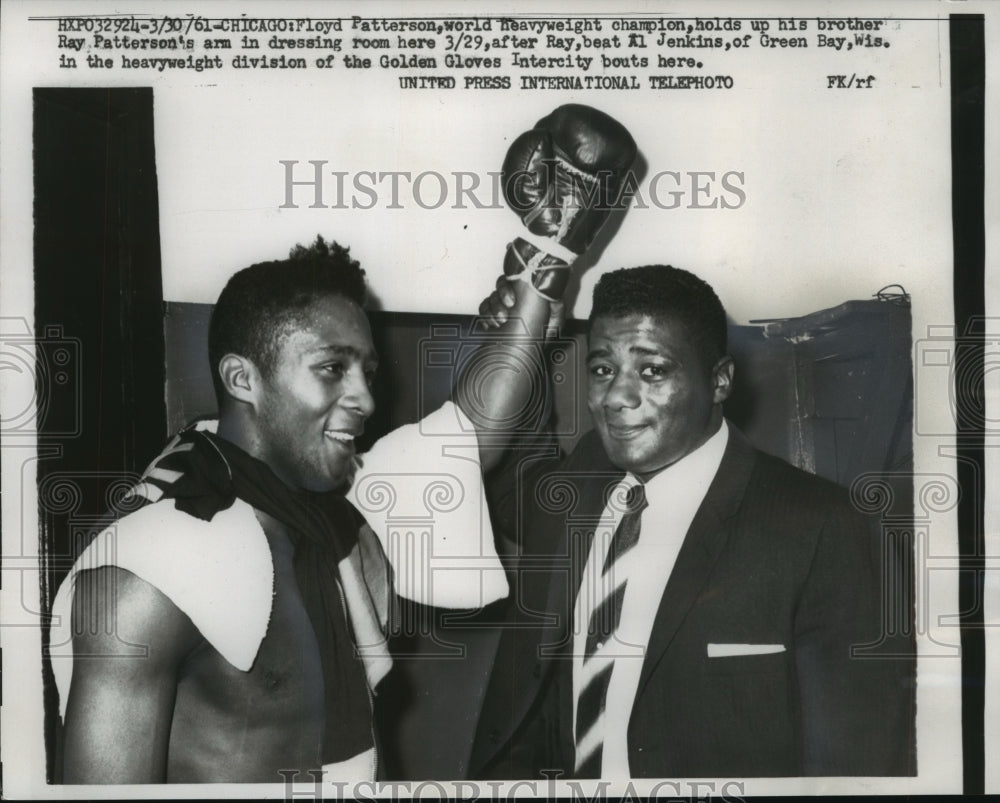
[
  {"x1": 310, "y1": 344, "x2": 379, "y2": 367},
  {"x1": 628, "y1": 346, "x2": 662, "y2": 357},
  {"x1": 587, "y1": 345, "x2": 663, "y2": 361}
]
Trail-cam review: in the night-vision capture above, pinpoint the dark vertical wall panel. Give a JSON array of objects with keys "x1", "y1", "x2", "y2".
[
  {"x1": 34, "y1": 88, "x2": 166, "y2": 781},
  {"x1": 949, "y1": 14, "x2": 986, "y2": 796}
]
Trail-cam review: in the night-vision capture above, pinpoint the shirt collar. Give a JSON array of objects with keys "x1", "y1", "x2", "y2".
[{"x1": 624, "y1": 419, "x2": 730, "y2": 507}]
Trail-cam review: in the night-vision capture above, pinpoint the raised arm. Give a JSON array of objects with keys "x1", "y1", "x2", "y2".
[
  {"x1": 453, "y1": 280, "x2": 553, "y2": 473},
  {"x1": 61, "y1": 566, "x2": 200, "y2": 784},
  {"x1": 453, "y1": 104, "x2": 638, "y2": 472}
]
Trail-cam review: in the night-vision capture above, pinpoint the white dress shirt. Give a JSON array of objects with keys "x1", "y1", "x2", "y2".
[{"x1": 572, "y1": 421, "x2": 729, "y2": 778}]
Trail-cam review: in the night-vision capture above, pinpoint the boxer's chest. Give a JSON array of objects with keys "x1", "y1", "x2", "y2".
[{"x1": 176, "y1": 513, "x2": 326, "y2": 729}]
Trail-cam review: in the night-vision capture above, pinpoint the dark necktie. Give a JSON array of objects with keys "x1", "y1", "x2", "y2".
[{"x1": 574, "y1": 480, "x2": 647, "y2": 777}]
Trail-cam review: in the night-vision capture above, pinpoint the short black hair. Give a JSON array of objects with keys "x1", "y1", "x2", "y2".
[
  {"x1": 208, "y1": 235, "x2": 366, "y2": 403},
  {"x1": 590, "y1": 265, "x2": 728, "y2": 368}
]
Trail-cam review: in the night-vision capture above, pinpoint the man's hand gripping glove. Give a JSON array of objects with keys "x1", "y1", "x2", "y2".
[{"x1": 502, "y1": 104, "x2": 638, "y2": 302}]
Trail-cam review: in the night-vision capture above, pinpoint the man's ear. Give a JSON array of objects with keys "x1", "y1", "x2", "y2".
[
  {"x1": 712, "y1": 355, "x2": 735, "y2": 405},
  {"x1": 218, "y1": 354, "x2": 260, "y2": 406}
]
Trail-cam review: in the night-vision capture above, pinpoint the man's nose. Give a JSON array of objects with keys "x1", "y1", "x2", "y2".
[
  {"x1": 602, "y1": 371, "x2": 640, "y2": 410},
  {"x1": 343, "y1": 368, "x2": 376, "y2": 419}
]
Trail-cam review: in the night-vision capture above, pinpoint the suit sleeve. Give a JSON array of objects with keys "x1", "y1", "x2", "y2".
[
  {"x1": 793, "y1": 502, "x2": 915, "y2": 775},
  {"x1": 483, "y1": 430, "x2": 562, "y2": 563}
]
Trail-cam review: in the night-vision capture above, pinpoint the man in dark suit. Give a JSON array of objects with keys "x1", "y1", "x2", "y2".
[{"x1": 467, "y1": 265, "x2": 914, "y2": 779}]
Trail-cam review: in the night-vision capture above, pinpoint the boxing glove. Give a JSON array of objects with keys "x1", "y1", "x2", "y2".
[{"x1": 502, "y1": 104, "x2": 638, "y2": 301}]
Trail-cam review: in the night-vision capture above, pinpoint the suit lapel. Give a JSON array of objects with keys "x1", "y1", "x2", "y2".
[
  {"x1": 538, "y1": 462, "x2": 624, "y2": 657},
  {"x1": 537, "y1": 453, "x2": 624, "y2": 767},
  {"x1": 636, "y1": 426, "x2": 757, "y2": 696}
]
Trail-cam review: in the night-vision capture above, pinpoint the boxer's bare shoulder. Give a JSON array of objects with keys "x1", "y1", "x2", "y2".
[
  {"x1": 62, "y1": 516, "x2": 325, "y2": 783},
  {"x1": 62, "y1": 565, "x2": 200, "y2": 783}
]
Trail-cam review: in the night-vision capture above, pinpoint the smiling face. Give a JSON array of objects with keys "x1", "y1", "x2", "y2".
[
  {"x1": 586, "y1": 313, "x2": 733, "y2": 480},
  {"x1": 251, "y1": 295, "x2": 377, "y2": 492}
]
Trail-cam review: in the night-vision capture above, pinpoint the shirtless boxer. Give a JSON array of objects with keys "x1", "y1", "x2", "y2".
[{"x1": 50, "y1": 106, "x2": 637, "y2": 783}]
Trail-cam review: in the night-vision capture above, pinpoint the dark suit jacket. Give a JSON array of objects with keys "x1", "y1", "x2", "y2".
[{"x1": 471, "y1": 424, "x2": 915, "y2": 778}]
